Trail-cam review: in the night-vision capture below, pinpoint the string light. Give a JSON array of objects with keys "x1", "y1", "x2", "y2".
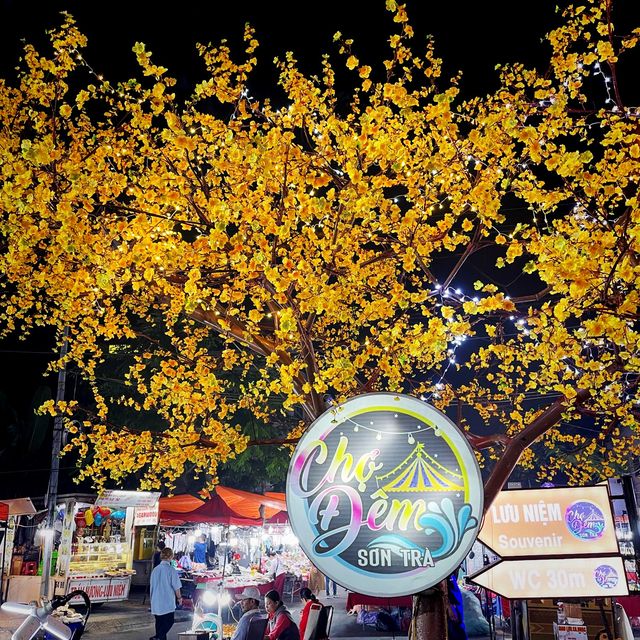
[{"x1": 341, "y1": 414, "x2": 436, "y2": 441}]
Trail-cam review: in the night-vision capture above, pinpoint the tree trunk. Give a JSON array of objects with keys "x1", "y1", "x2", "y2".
[{"x1": 412, "y1": 584, "x2": 447, "y2": 640}]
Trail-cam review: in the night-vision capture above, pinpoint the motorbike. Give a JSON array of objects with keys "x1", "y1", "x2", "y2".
[{"x1": 1, "y1": 589, "x2": 91, "y2": 640}]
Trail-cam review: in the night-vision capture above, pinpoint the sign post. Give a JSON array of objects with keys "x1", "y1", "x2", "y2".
[
  {"x1": 286, "y1": 393, "x2": 483, "y2": 597},
  {"x1": 478, "y1": 485, "x2": 618, "y2": 558},
  {"x1": 470, "y1": 485, "x2": 628, "y2": 600},
  {"x1": 469, "y1": 556, "x2": 628, "y2": 599}
]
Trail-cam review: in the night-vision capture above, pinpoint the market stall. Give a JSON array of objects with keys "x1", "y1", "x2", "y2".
[
  {"x1": 158, "y1": 488, "x2": 312, "y2": 609},
  {"x1": 49, "y1": 492, "x2": 161, "y2": 604},
  {"x1": 1, "y1": 497, "x2": 41, "y2": 603}
]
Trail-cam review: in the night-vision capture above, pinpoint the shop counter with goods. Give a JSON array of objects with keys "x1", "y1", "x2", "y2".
[
  {"x1": 190, "y1": 567, "x2": 275, "y2": 603},
  {"x1": 51, "y1": 498, "x2": 137, "y2": 603},
  {"x1": 1, "y1": 492, "x2": 159, "y2": 604}
]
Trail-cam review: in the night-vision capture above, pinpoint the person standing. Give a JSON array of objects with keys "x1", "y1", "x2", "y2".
[
  {"x1": 152, "y1": 541, "x2": 165, "y2": 568},
  {"x1": 193, "y1": 533, "x2": 208, "y2": 570},
  {"x1": 150, "y1": 547, "x2": 182, "y2": 640},
  {"x1": 324, "y1": 576, "x2": 336, "y2": 599},
  {"x1": 268, "y1": 551, "x2": 287, "y2": 595},
  {"x1": 230, "y1": 587, "x2": 264, "y2": 640},
  {"x1": 446, "y1": 571, "x2": 467, "y2": 640}
]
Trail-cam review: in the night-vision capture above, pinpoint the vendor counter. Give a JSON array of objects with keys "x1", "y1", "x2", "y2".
[
  {"x1": 190, "y1": 571, "x2": 275, "y2": 599},
  {"x1": 3, "y1": 575, "x2": 54, "y2": 603}
]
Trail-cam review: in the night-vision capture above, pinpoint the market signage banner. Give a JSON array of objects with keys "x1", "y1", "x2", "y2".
[
  {"x1": 469, "y1": 556, "x2": 628, "y2": 599},
  {"x1": 98, "y1": 490, "x2": 160, "y2": 509},
  {"x1": 286, "y1": 393, "x2": 483, "y2": 597},
  {"x1": 134, "y1": 503, "x2": 159, "y2": 526},
  {"x1": 478, "y1": 485, "x2": 618, "y2": 557},
  {"x1": 67, "y1": 576, "x2": 131, "y2": 603}
]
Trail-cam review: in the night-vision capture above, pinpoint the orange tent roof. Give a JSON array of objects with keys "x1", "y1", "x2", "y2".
[
  {"x1": 216, "y1": 486, "x2": 286, "y2": 520},
  {"x1": 158, "y1": 488, "x2": 287, "y2": 525},
  {"x1": 263, "y1": 491, "x2": 286, "y2": 503},
  {"x1": 158, "y1": 494, "x2": 205, "y2": 514}
]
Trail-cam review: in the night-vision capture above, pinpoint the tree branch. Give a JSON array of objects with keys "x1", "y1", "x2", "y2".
[{"x1": 482, "y1": 388, "x2": 590, "y2": 514}]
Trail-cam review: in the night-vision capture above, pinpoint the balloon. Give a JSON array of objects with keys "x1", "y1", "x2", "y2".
[
  {"x1": 111, "y1": 510, "x2": 125, "y2": 520},
  {"x1": 84, "y1": 509, "x2": 94, "y2": 525},
  {"x1": 92, "y1": 506, "x2": 99, "y2": 514},
  {"x1": 94, "y1": 514, "x2": 103, "y2": 526},
  {"x1": 75, "y1": 518, "x2": 86, "y2": 529},
  {"x1": 99, "y1": 507, "x2": 111, "y2": 517}
]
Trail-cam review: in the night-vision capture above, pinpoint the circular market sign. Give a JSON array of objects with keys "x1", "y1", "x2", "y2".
[{"x1": 286, "y1": 393, "x2": 483, "y2": 597}]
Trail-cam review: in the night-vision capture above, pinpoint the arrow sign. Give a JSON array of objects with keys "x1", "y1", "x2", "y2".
[
  {"x1": 468, "y1": 556, "x2": 628, "y2": 599},
  {"x1": 478, "y1": 485, "x2": 619, "y2": 558}
]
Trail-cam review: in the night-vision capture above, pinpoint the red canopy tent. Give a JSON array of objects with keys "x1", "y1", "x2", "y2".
[
  {"x1": 158, "y1": 493, "x2": 205, "y2": 514},
  {"x1": 160, "y1": 492, "x2": 262, "y2": 526},
  {"x1": 0, "y1": 502, "x2": 8, "y2": 522},
  {"x1": 159, "y1": 487, "x2": 287, "y2": 526},
  {"x1": 216, "y1": 486, "x2": 285, "y2": 520}
]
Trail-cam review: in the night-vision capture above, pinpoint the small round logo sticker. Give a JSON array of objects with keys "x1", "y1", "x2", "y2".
[
  {"x1": 565, "y1": 501, "x2": 606, "y2": 540},
  {"x1": 594, "y1": 564, "x2": 619, "y2": 589}
]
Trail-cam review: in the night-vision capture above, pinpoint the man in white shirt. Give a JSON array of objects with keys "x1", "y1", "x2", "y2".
[{"x1": 150, "y1": 547, "x2": 182, "y2": 640}]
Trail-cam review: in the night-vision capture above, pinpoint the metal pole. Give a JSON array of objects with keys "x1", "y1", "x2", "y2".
[
  {"x1": 0, "y1": 520, "x2": 8, "y2": 604},
  {"x1": 257, "y1": 505, "x2": 266, "y2": 571},
  {"x1": 219, "y1": 525, "x2": 229, "y2": 621},
  {"x1": 41, "y1": 327, "x2": 69, "y2": 599}
]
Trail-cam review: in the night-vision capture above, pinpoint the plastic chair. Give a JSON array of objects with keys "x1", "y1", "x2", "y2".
[
  {"x1": 246, "y1": 615, "x2": 268, "y2": 640},
  {"x1": 310, "y1": 605, "x2": 333, "y2": 640},
  {"x1": 283, "y1": 576, "x2": 303, "y2": 602}
]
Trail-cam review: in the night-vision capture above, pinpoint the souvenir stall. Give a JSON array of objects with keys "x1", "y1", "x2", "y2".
[
  {"x1": 260, "y1": 517, "x2": 312, "y2": 599},
  {"x1": 47, "y1": 491, "x2": 158, "y2": 604}
]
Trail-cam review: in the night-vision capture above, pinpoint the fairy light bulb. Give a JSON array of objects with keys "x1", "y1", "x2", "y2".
[
  {"x1": 376, "y1": 432, "x2": 382, "y2": 441},
  {"x1": 353, "y1": 425, "x2": 359, "y2": 432},
  {"x1": 408, "y1": 434, "x2": 415, "y2": 444}
]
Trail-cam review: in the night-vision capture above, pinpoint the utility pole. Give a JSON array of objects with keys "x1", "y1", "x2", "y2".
[{"x1": 41, "y1": 327, "x2": 69, "y2": 599}]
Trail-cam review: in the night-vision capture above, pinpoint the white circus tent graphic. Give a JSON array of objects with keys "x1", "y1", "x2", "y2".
[{"x1": 374, "y1": 442, "x2": 464, "y2": 495}]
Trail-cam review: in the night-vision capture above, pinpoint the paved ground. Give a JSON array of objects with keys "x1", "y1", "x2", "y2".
[{"x1": 0, "y1": 586, "x2": 509, "y2": 640}]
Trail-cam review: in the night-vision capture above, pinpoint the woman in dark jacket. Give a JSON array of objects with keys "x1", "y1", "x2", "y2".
[{"x1": 264, "y1": 590, "x2": 300, "y2": 640}]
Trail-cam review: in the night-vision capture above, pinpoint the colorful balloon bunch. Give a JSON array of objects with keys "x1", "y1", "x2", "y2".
[{"x1": 73, "y1": 505, "x2": 125, "y2": 530}]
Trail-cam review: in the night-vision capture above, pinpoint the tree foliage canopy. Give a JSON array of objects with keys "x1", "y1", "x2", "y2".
[{"x1": 1, "y1": 1, "x2": 639, "y2": 491}]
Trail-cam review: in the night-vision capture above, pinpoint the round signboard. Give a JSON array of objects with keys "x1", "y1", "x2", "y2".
[{"x1": 286, "y1": 393, "x2": 483, "y2": 597}]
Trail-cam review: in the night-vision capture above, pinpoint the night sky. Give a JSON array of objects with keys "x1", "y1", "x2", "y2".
[
  {"x1": 0, "y1": 1, "x2": 558, "y2": 94},
  {"x1": 0, "y1": 0, "x2": 639, "y2": 497}
]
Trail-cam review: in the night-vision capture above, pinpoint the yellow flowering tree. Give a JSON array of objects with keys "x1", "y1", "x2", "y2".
[{"x1": 0, "y1": 1, "x2": 638, "y2": 507}]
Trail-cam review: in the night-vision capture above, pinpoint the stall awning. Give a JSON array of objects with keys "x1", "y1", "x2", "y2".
[
  {"x1": 0, "y1": 498, "x2": 37, "y2": 516},
  {"x1": 159, "y1": 487, "x2": 287, "y2": 526},
  {"x1": 0, "y1": 501, "x2": 8, "y2": 522},
  {"x1": 159, "y1": 494, "x2": 206, "y2": 514},
  {"x1": 617, "y1": 595, "x2": 640, "y2": 617},
  {"x1": 216, "y1": 486, "x2": 286, "y2": 520},
  {"x1": 160, "y1": 492, "x2": 262, "y2": 526}
]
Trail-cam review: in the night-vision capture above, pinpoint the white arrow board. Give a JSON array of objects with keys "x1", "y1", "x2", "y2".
[{"x1": 469, "y1": 556, "x2": 628, "y2": 599}]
